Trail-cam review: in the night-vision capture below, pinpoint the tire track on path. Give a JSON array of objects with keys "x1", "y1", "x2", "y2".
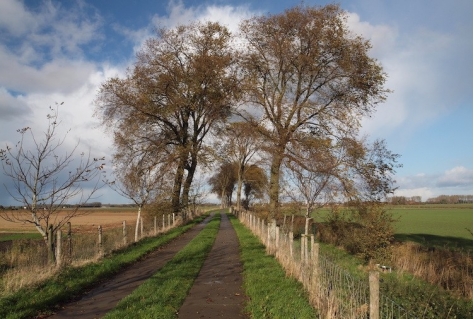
[
  {"x1": 178, "y1": 212, "x2": 247, "y2": 319},
  {"x1": 48, "y1": 214, "x2": 214, "y2": 319}
]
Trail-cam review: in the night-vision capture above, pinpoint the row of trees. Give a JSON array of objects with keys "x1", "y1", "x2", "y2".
[
  {"x1": 390, "y1": 196, "x2": 422, "y2": 205},
  {"x1": 0, "y1": 4, "x2": 401, "y2": 264},
  {"x1": 95, "y1": 4, "x2": 400, "y2": 221},
  {"x1": 390, "y1": 195, "x2": 473, "y2": 205},
  {"x1": 426, "y1": 195, "x2": 473, "y2": 204}
]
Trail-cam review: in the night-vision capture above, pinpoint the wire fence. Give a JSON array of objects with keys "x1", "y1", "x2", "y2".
[
  {"x1": 235, "y1": 209, "x2": 418, "y2": 319},
  {"x1": 0, "y1": 211, "x2": 200, "y2": 294}
]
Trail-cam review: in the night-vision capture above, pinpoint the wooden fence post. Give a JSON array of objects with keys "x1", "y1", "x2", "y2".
[
  {"x1": 67, "y1": 222, "x2": 72, "y2": 263},
  {"x1": 168, "y1": 214, "x2": 171, "y2": 228},
  {"x1": 154, "y1": 216, "x2": 157, "y2": 235},
  {"x1": 162, "y1": 215, "x2": 165, "y2": 231},
  {"x1": 301, "y1": 236, "x2": 305, "y2": 263},
  {"x1": 172, "y1": 213, "x2": 175, "y2": 225},
  {"x1": 289, "y1": 231, "x2": 294, "y2": 258},
  {"x1": 312, "y1": 242, "x2": 319, "y2": 269},
  {"x1": 275, "y1": 226, "x2": 280, "y2": 253},
  {"x1": 370, "y1": 271, "x2": 380, "y2": 319},
  {"x1": 266, "y1": 223, "x2": 271, "y2": 252},
  {"x1": 98, "y1": 225, "x2": 103, "y2": 257},
  {"x1": 56, "y1": 229, "x2": 62, "y2": 268},
  {"x1": 122, "y1": 221, "x2": 127, "y2": 246}
]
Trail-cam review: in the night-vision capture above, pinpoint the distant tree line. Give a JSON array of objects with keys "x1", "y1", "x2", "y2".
[
  {"x1": 426, "y1": 195, "x2": 473, "y2": 204},
  {"x1": 390, "y1": 195, "x2": 473, "y2": 205}
]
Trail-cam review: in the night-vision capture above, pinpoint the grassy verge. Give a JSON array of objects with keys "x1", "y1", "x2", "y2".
[
  {"x1": 103, "y1": 213, "x2": 221, "y2": 318},
  {"x1": 229, "y1": 213, "x2": 318, "y2": 318},
  {"x1": 0, "y1": 214, "x2": 209, "y2": 319},
  {"x1": 319, "y1": 242, "x2": 472, "y2": 318}
]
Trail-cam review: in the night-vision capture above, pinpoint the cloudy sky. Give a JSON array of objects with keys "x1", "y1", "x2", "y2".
[{"x1": 0, "y1": 0, "x2": 472, "y2": 205}]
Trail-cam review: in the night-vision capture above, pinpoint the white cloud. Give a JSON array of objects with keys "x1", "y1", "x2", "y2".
[
  {"x1": 394, "y1": 166, "x2": 473, "y2": 201},
  {"x1": 0, "y1": 0, "x2": 37, "y2": 36},
  {"x1": 437, "y1": 166, "x2": 473, "y2": 188},
  {"x1": 352, "y1": 11, "x2": 471, "y2": 140},
  {"x1": 0, "y1": 87, "x2": 31, "y2": 121},
  {"x1": 0, "y1": 52, "x2": 97, "y2": 94},
  {"x1": 346, "y1": 12, "x2": 398, "y2": 58}
]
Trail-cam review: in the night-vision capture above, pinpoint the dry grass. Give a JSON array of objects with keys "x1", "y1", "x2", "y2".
[
  {"x1": 0, "y1": 209, "x2": 183, "y2": 296},
  {"x1": 391, "y1": 242, "x2": 473, "y2": 298}
]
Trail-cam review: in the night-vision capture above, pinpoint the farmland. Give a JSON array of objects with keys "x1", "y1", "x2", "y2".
[
  {"x1": 309, "y1": 203, "x2": 473, "y2": 250},
  {"x1": 0, "y1": 207, "x2": 138, "y2": 239},
  {"x1": 388, "y1": 204, "x2": 473, "y2": 250}
]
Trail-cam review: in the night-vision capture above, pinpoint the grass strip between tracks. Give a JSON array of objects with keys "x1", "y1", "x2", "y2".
[
  {"x1": 0, "y1": 214, "x2": 210, "y2": 319},
  {"x1": 229, "y1": 213, "x2": 319, "y2": 319},
  {"x1": 103, "y1": 213, "x2": 221, "y2": 319}
]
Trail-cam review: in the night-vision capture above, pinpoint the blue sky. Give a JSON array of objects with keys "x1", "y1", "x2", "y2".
[{"x1": 0, "y1": 0, "x2": 472, "y2": 204}]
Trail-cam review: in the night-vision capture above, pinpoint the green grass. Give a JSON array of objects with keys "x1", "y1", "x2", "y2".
[
  {"x1": 388, "y1": 205, "x2": 473, "y2": 250},
  {"x1": 0, "y1": 214, "x2": 209, "y2": 319},
  {"x1": 229, "y1": 213, "x2": 319, "y2": 319},
  {"x1": 0, "y1": 233, "x2": 42, "y2": 241},
  {"x1": 103, "y1": 213, "x2": 221, "y2": 319},
  {"x1": 308, "y1": 204, "x2": 473, "y2": 250}
]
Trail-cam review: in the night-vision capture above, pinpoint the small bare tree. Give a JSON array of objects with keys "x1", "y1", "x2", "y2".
[
  {"x1": 109, "y1": 156, "x2": 172, "y2": 242},
  {"x1": 0, "y1": 103, "x2": 106, "y2": 264},
  {"x1": 107, "y1": 124, "x2": 174, "y2": 242},
  {"x1": 284, "y1": 135, "x2": 338, "y2": 235}
]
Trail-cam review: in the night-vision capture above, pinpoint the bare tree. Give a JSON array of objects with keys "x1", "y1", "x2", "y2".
[
  {"x1": 110, "y1": 159, "x2": 170, "y2": 242},
  {"x1": 106, "y1": 118, "x2": 174, "y2": 241},
  {"x1": 238, "y1": 4, "x2": 389, "y2": 217},
  {"x1": 284, "y1": 135, "x2": 338, "y2": 235},
  {"x1": 284, "y1": 134, "x2": 400, "y2": 235},
  {"x1": 0, "y1": 104, "x2": 105, "y2": 263}
]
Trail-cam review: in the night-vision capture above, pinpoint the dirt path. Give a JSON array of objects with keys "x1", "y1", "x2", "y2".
[
  {"x1": 48, "y1": 214, "x2": 215, "y2": 319},
  {"x1": 178, "y1": 212, "x2": 247, "y2": 319}
]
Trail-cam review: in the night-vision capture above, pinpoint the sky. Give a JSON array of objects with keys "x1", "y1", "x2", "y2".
[{"x1": 0, "y1": 0, "x2": 472, "y2": 205}]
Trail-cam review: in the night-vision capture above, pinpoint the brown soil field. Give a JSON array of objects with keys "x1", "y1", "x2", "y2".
[{"x1": 0, "y1": 209, "x2": 138, "y2": 232}]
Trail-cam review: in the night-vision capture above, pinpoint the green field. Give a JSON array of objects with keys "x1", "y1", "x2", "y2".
[
  {"x1": 309, "y1": 204, "x2": 473, "y2": 250},
  {"x1": 388, "y1": 204, "x2": 472, "y2": 250}
]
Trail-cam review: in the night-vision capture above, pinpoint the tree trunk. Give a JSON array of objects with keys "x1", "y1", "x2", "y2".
[
  {"x1": 305, "y1": 205, "x2": 311, "y2": 236},
  {"x1": 47, "y1": 225, "x2": 55, "y2": 264},
  {"x1": 182, "y1": 153, "x2": 197, "y2": 211},
  {"x1": 305, "y1": 217, "x2": 312, "y2": 237},
  {"x1": 135, "y1": 205, "x2": 141, "y2": 242},
  {"x1": 269, "y1": 152, "x2": 284, "y2": 218},
  {"x1": 236, "y1": 163, "x2": 244, "y2": 211},
  {"x1": 172, "y1": 156, "x2": 186, "y2": 213}
]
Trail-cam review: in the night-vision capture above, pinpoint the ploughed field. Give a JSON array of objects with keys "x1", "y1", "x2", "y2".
[{"x1": 0, "y1": 208, "x2": 138, "y2": 247}]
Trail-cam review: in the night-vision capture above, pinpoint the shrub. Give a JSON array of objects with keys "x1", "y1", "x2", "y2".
[{"x1": 323, "y1": 202, "x2": 396, "y2": 263}]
